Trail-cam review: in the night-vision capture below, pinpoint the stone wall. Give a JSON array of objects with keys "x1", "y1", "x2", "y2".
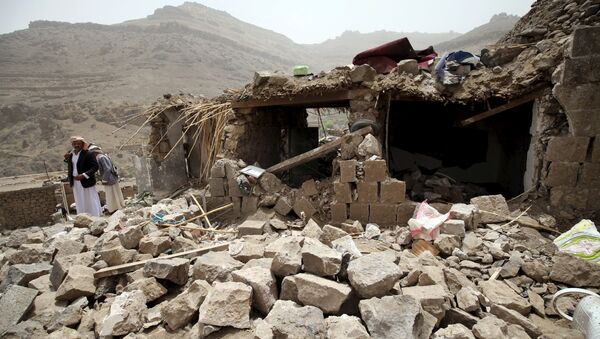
[
  {"x1": 547, "y1": 26, "x2": 600, "y2": 213},
  {"x1": 0, "y1": 185, "x2": 57, "y2": 230}
]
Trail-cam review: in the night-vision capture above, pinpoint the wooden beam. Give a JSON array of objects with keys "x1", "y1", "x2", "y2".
[
  {"x1": 93, "y1": 242, "x2": 230, "y2": 279},
  {"x1": 460, "y1": 91, "x2": 543, "y2": 127},
  {"x1": 266, "y1": 126, "x2": 373, "y2": 174},
  {"x1": 231, "y1": 89, "x2": 370, "y2": 109}
]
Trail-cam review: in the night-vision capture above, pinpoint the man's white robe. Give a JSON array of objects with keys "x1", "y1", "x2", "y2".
[{"x1": 72, "y1": 151, "x2": 102, "y2": 216}]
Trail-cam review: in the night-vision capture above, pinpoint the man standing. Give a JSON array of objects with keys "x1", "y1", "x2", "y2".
[
  {"x1": 64, "y1": 136, "x2": 102, "y2": 216},
  {"x1": 88, "y1": 144, "x2": 125, "y2": 213}
]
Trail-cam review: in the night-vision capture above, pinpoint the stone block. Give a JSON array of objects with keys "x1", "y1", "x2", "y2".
[
  {"x1": 580, "y1": 163, "x2": 600, "y2": 186},
  {"x1": 339, "y1": 160, "x2": 358, "y2": 182},
  {"x1": 330, "y1": 203, "x2": 347, "y2": 223},
  {"x1": 592, "y1": 137, "x2": 600, "y2": 163},
  {"x1": 208, "y1": 178, "x2": 226, "y2": 197},
  {"x1": 440, "y1": 219, "x2": 466, "y2": 237},
  {"x1": 274, "y1": 196, "x2": 293, "y2": 216},
  {"x1": 570, "y1": 26, "x2": 600, "y2": 58},
  {"x1": 470, "y1": 195, "x2": 510, "y2": 224},
  {"x1": 357, "y1": 181, "x2": 378, "y2": 203},
  {"x1": 231, "y1": 197, "x2": 242, "y2": 217},
  {"x1": 550, "y1": 186, "x2": 589, "y2": 209},
  {"x1": 563, "y1": 55, "x2": 600, "y2": 85},
  {"x1": 228, "y1": 178, "x2": 243, "y2": 197},
  {"x1": 301, "y1": 179, "x2": 319, "y2": 196},
  {"x1": 143, "y1": 258, "x2": 190, "y2": 285},
  {"x1": 295, "y1": 273, "x2": 352, "y2": 314},
  {"x1": 0, "y1": 285, "x2": 38, "y2": 335},
  {"x1": 349, "y1": 203, "x2": 369, "y2": 222},
  {"x1": 210, "y1": 161, "x2": 226, "y2": 178},
  {"x1": 397, "y1": 201, "x2": 418, "y2": 225},
  {"x1": 333, "y1": 181, "x2": 353, "y2": 203},
  {"x1": 55, "y1": 265, "x2": 96, "y2": 301},
  {"x1": 364, "y1": 160, "x2": 387, "y2": 182},
  {"x1": 241, "y1": 196, "x2": 258, "y2": 215},
  {"x1": 369, "y1": 204, "x2": 397, "y2": 224},
  {"x1": 545, "y1": 162, "x2": 579, "y2": 187},
  {"x1": 293, "y1": 198, "x2": 317, "y2": 219},
  {"x1": 380, "y1": 179, "x2": 406, "y2": 203},
  {"x1": 237, "y1": 220, "x2": 265, "y2": 236},
  {"x1": 545, "y1": 136, "x2": 590, "y2": 162}
]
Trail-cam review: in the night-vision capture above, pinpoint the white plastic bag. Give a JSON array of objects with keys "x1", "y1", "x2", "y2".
[{"x1": 408, "y1": 201, "x2": 450, "y2": 241}]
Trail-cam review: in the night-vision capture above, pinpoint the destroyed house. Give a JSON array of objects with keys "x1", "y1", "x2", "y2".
[{"x1": 136, "y1": 11, "x2": 600, "y2": 224}]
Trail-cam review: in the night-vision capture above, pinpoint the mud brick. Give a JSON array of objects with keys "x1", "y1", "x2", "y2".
[
  {"x1": 334, "y1": 181, "x2": 353, "y2": 203},
  {"x1": 364, "y1": 160, "x2": 387, "y2": 182},
  {"x1": 357, "y1": 182, "x2": 378, "y2": 203},
  {"x1": 274, "y1": 196, "x2": 293, "y2": 216},
  {"x1": 241, "y1": 196, "x2": 258, "y2": 215},
  {"x1": 369, "y1": 204, "x2": 397, "y2": 224},
  {"x1": 231, "y1": 197, "x2": 242, "y2": 217},
  {"x1": 339, "y1": 160, "x2": 358, "y2": 182},
  {"x1": 380, "y1": 179, "x2": 406, "y2": 203},
  {"x1": 293, "y1": 198, "x2": 317, "y2": 219},
  {"x1": 349, "y1": 203, "x2": 369, "y2": 223},
  {"x1": 210, "y1": 161, "x2": 226, "y2": 178},
  {"x1": 228, "y1": 178, "x2": 243, "y2": 197},
  {"x1": 301, "y1": 179, "x2": 319, "y2": 197},
  {"x1": 330, "y1": 203, "x2": 348, "y2": 223},
  {"x1": 397, "y1": 201, "x2": 419, "y2": 225},
  {"x1": 209, "y1": 177, "x2": 226, "y2": 197}
]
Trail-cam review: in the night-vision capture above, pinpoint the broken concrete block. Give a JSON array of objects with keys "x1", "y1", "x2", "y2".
[
  {"x1": 334, "y1": 181, "x2": 353, "y2": 203},
  {"x1": 359, "y1": 295, "x2": 423, "y2": 339},
  {"x1": 350, "y1": 64, "x2": 377, "y2": 83},
  {"x1": 489, "y1": 303, "x2": 542, "y2": 338},
  {"x1": 295, "y1": 273, "x2": 352, "y2": 314},
  {"x1": 0, "y1": 285, "x2": 39, "y2": 335},
  {"x1": 358, "y1": 134, "x2": 382, "y2": 158},
  {"x1": 138, "y1": 236, "x2": 172, "y2": 257},
  {"x1": 209, "y1": 177, "x2": 226, "y2": 197},
  {"x1": 319, "y1": 224, "x2": 348, "y2": 246},
  {"x1": 470, "y1": 195, "x2": 510, "y2": 224},
  {"x1": 274, "y1": 196, "x2": 293, "y2": 216},
  {"x1": 380, "y1": 179, "x2": 406, "y2": 203},
  {"x1": 293, "y1": 197, "x2": 317, "y2": 219},
  {"x1": 449, "y1": 204, "x2": 477, "y2": 230},
  {"x1": 330, "y1": 203, "x2": 348, "y2": 223},
  {"x1": 264, "y1": 300, "x2": 326, "y2": 338},
  {"x1": 192, "y1": 251, "x2": 244, "y2": 283},
  {"x1": 479, "y1": 280, "x2": 531, "y2": 315},
  {"x1": 357, "y1": 181, "x2": 378, "y2": 203},
  {"x1": 364, "y1": 159, "x2": 387, "y2": 182},
  {"x1": 349, "y1": 203, "x2": 369, "y2": 222},
  {"x1": 339, "y1": 160, "x2": 358, "y2": 182},
  {"x1": 232, "y1": 267, "x2": 278, "y2": 315},
  {"x1": 122, "y1": 277, "x2": 167, "y2": 302},
  {"x1": 347, "y1": 252, "x2": 401, "y2": 298},
  {"x1": 432, "y1": 323, "x2": 475, "y2": 339},
  {"x1": 99, "y1": 290, "x2": 146, "y2": 336},
  {"x1": 368, "y1": 203, "x2": 397, "y2": 224},
  {"x1": 143, "y1": 258, "x2": 190, "y2": 285},
  {"x1": 229, "y1": 239, "x2": 265, "y2": 263},
  {"x1": 55, "y1": 265, "x2": 95, "y2": 301},
  {"x1": 161, "y1": 279, "x2": 211, "y2": 330},
  {"x1": 301, "y1": 179, "x2": 319, "y2": 196},
  {"x1": 302, "y1": 219, "x2": 324, "y2": 239},
  {"x1": 237, "y1": 220, "x2": 266, "y2": 236},
  {"x1": 271, "y1": 237, "x2": 303, "y2": 277},
  {"x1": 325, "y1": 314, "x2": 370, "y2": 339},
  {"x1": 301, "y1": 238, "x2": 342, "y2": 277},
  {"x1": 549, "y1": 252, "x2": 600, "y2": 287},
  {"x1": 198, "y1": 282, "x2": 252, "y2": 329},
  {"x1": 397, "y1": 59, "x2": 419, "y2": 75}
]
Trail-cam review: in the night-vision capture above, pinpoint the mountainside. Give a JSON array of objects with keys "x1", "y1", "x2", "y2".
[{"x1": 0, "y1": 1, "x2": 519, "y2": 177}]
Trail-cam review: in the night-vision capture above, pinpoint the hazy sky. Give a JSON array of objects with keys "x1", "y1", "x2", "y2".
[{"x1": 0, "y1": 0, "x2": 535, "y2": 43}]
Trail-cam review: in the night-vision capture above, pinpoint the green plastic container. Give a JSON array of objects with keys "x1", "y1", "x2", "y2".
[{"x1": 293, "y1": 65, "x2": 309, "y2": 76}]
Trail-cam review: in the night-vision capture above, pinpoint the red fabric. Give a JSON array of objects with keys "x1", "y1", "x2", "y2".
[{"x1": 352, "y1": 38, "x2": 437, "y2": 74}]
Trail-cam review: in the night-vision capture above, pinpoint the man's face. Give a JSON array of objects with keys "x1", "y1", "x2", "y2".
[{"x1": 72, "y1": 140, "x2": 84, "y2": 152}]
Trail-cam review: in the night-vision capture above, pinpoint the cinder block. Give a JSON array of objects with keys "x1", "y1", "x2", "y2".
[
  {"x1": 545, "y1": 136, "x2": 590, "y2": 162},
  {"x1": 369, "y1": 204, "x2": 397, "y2": 224},
  {"x1": 349, "y1": 203, "x2": 369, "y2": 223},
  {"x1": 274, "y1": 196, "x2": 293, "y2": 216},
  {"x1": 330, "y1": 203, "x2": 347, "y2": 223},
  {"x1": 580, "y1": 163, "x2": 600, "y2": 186},
  {"x1": 545, "y1": 162, "x2": 579, "y2": 187},
  {"x1": 334, "y1": 181, "x2": 353, "y2": 203},
  {"x1": 293, "y1": 198, "x2": 317, "y2": 219},
  {"x1": 397, "y1": 201, "x2": 419, "y2": 225},
  {"x1": 209, "y1": 177, "x2": 226, "y2": 197},
  {"x1": 364, "y1": 160, "x2": 387, "y2": 182},
  {"x1": 241, "y1": 196, "x2": 258, "y2": 215},
  {"x1": 301, "y1": 179, "x2": 319, "y2": 197},
  {"x1": 357, "y1": 182, "x2": 378, "y2": 203},
  {"x1": 228, "y1": 178, "x2": 243, "y2": 197},
  {"x1": 380, "y1": 179, "x2": 406, "y2": 203},
  {"x1": 339, "y1": 160, "x2": 358, "y2": 182}
]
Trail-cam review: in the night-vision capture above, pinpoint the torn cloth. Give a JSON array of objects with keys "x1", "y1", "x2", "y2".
[{"x1": 352, "y1": 37, "x2": 436, "y2": 74}]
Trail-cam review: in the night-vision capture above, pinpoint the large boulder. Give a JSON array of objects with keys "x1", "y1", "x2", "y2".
[
  {"x1": 264, "y1": 300, "x2": 326, "y2": 338},
  {"x1": 347, "y1": 252, "x2": 401, "y2": 298},
  {"x1": 295, "y1": 273, "x2": 352, "y2": 314},
  {"x1": 359, "y1": 295, "x2": 425, "y2": 339},
  {"x1": 198, "y1": 282, "x2": 252, "y2": 329}
]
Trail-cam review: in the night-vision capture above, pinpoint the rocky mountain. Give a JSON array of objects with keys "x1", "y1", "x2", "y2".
[{"x1": 0, "y1": 2, "x2": 519, "y2": 177}]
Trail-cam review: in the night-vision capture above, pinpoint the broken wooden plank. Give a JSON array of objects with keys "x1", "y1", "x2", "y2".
[
  {"x1": 231, "y1": 89, "x2": 370, "y2": 109},
  {"x1": 93, "y1": 242, "x2": 230, "y2": 279},
  {"x1": 266, "y1": 126, "x2": 373, "y2": 174},
  {"x1": 460, "y1": 90, "x2": 544, "y2": 127}
]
